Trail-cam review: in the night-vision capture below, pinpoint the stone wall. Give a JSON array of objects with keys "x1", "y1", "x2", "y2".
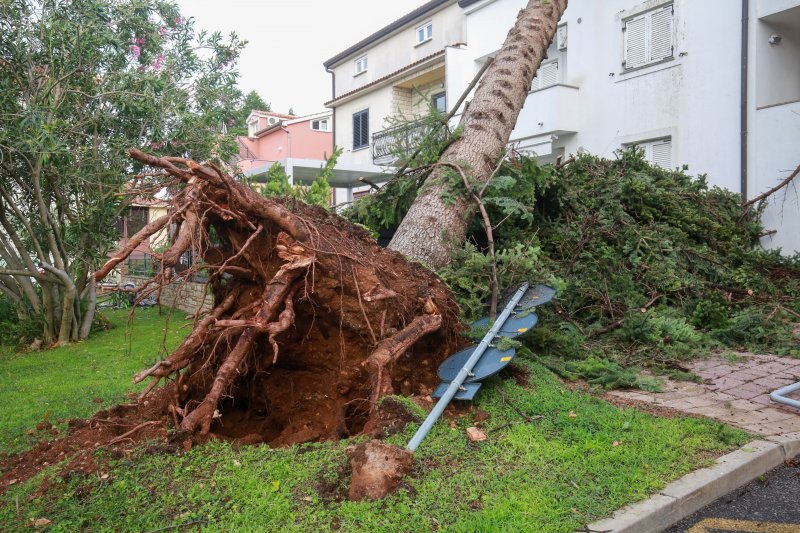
[{"x1": 124, "y1": 275, "x2": 212, "y2": 315}]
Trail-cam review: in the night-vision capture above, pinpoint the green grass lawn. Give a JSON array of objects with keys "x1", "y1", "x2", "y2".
[
  {"x1": 0, "y1": 307, "x2": 188, "y2": 454},
  {"x1": 0, "y1": 310, "x2": 750, "y2": 532}
]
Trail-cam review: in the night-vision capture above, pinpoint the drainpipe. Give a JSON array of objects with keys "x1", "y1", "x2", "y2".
[
  {"x1": 281, "y1": 125, "x2": 293, "y2": 184},
  {"x1": 326, "y1": 66, "x2": 337, "y2": 148},
  {"x1": 740, "y1": 0, "x2": 749, "y2": 201}
]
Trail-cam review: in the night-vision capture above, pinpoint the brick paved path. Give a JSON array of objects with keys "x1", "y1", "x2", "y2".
[{"x1": 607, "y1": 354, "x2": 800, "y2": 436}]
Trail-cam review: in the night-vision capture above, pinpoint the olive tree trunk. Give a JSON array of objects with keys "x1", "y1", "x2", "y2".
[{"x1": 388, "y1": 0, "x2": 568, "y2": 268}]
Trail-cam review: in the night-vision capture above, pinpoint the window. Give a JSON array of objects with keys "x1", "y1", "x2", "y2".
[
  {"x1": 635, "y1": 138, "x2": 673, "y2": 168},
  {"x1": 623, "y1": 4, "x2": 674, "y2": 70},
  {"x1": 432, "y1": 92, "x2": 446, "y2": 113},
  {"x1": 354, "y1": 55, "x2": 368, "y2": 75},
  {"x1": 532, "y1": 60, "x2": 560, "y2": 90},
  {"x1": 353, "y1": 109, "x2": 369, "y2": 150},
  {"x1": 416, "y1": 22, "x2": 433, "y2": 44},
  {"x1": 247, "y1": 118, "x2": 259, "y2": 137},
  {"x1": 311, "y1": 119, "x2": 330, "y2": 132}
]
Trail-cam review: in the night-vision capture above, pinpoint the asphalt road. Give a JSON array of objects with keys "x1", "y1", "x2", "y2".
[{"x1": 667, "y1": 461, "x2": 800, "y2": 532}]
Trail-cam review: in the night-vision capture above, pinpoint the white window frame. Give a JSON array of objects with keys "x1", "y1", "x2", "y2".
[
  {"x1": 623, "y1": 3, "x2": 674, "y2": 71},
  {"x1": 311, "y1": 118, "x2": 330, "y2": 132},
  {"x1": 354, "y1": 55, "x2": 368, "y2": 76},
  {"x1": 247, "y1": 118, "x2": 259, "y2": 138},
  {"x1": 630, "y1": 137, "x2": 673, "y2": 169},
  {"x1": 415, "y1": 21, "x2": 433, "y2": 45},
  {"x1": 532, "y1": 59, "x2": 560, "y2": 91}
]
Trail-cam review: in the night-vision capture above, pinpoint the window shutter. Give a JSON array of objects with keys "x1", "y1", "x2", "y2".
[
  {"x1": 651, "y1": 139, "x2": 672, "y2": 168},
  {"x1": 361, "y1": 111, "x2": 369, "y2": 147},
  {"x1": 353, "y1": 110, "x2": 369, "y2": 149},
  {"x1": 533, "y1": 60, "x2": 559, "y2": 90},
  {"x1": 650, "y1": 6, "x2": 673, "y2": 62},
  {"x1": 353, "y1": 113, "x2": 362, "y2": 148},
  {"x1": 624, "y1": 15, "x2": 647, "y2": 69}
]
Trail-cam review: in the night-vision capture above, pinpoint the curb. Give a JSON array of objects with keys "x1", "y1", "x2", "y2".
[{"x1": 584, "y1": 432, "x2": 800, "y2": 533}]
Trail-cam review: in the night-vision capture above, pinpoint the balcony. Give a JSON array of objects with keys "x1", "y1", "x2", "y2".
[
  {"x1": 371, "y1": 119, "x2": 448, "y2": 166},
  {"x1": 511, "y1": 84, "x2": 580, "y2": 144}
]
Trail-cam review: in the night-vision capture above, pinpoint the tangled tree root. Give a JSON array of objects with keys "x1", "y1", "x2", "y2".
[{"x1": 95, "y1": 149, "x2": 462, "y2": 447}]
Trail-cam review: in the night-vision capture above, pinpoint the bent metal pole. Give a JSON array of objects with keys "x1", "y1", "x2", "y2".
[{"x1": 406, "y1": 283, "x2": 530, "y2": 452}]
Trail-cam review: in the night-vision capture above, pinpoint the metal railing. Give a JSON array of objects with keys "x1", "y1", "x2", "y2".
[{"x1": 371, "y1": 119, "x2": 447, "y2": 166}]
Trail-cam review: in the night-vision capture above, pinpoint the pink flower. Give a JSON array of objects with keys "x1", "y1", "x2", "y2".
[
  {"x1": 174, "y1": 16, "x2": 183, "y2": 25},
  {"x1": 152, "y1": 54, "x2": 165, "y2": 71},
  {"x1": 158, "y1": 26, "x2": 167, "y2": 37},
  {"x1": 130, "y1": 44, "x2": 141, "y2": 59},
  {"x1": 137, "y1": 37, "x2": 145, "y2": 45}
]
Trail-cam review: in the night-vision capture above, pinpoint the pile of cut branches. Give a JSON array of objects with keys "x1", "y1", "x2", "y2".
[{"x1": 349, "y1": 149, "x2": 800, "y2": 389}]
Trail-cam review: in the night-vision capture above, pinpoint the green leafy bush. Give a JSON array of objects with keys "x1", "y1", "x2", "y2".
[{"x1": 349, "y1": 147, "x2": 800, "y2": 388}]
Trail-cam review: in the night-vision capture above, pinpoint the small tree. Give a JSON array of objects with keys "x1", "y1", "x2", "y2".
[
  {"x1": 231, "y1": 90, "x2": 271, "y2": 136},
  {"x1": 0, "y1": 0, "x2": 244, "y2": 344}
]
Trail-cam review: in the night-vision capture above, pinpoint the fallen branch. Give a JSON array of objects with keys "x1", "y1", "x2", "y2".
[{"x1": 742, "y1": 162, "x2": 800, "y2": 209}]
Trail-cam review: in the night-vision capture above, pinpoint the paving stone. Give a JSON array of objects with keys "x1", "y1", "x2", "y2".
[
  {"x1": 727, "y1": 388, "x2": 762, "y2": 400},
  {"x1": 710, "y1": 377, "x2": 746, "y2": 391},
  {"x1": 753, "y1": 376, "x2": 796, "y2": 389},
  {"x1": 750, "y1": 394, "x2": 775, "y2": 406},
  {"x1": 726, "y1": 370, "x2": 764, "y2": 381},
  {"x1": 727, "y1": 399, "x2": 763, "y2": 411}
]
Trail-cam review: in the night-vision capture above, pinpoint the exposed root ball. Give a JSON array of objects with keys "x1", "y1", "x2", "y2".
[{"x1": 94, "y1": 149, "x2": 463, "y2": 448}]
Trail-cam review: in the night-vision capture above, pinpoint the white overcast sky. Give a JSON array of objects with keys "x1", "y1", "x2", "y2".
[{"x1": 175, "y1": 0, "x2": 427, "y2": 116}]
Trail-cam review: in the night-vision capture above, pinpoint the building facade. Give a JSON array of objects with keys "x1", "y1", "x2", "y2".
[
  {"x1": 323, "y1": 0, "x2": 800, "y2": 253},
  {"x1": 236, "y1": 110, "x2": 336, "y2": 187}
]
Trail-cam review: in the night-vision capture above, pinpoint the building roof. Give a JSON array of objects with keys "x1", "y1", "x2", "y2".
[
  {"x1": 248, "y1": 110, "x2": 297, "y2": 120},
  {"x1": 249, "y1": 110, "x2": 333, "y2": 138},
  {"x1": 323, "y1": 0, "x2": 457, "y2": 68},
  {"x1": 325, "y1": 50, "x2": 445, "y2": 107},
  {"x1": 457, "y1": 0, "x2": 483, "y2": 7}
]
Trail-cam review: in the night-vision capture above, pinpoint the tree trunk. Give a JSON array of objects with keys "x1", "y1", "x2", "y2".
[{"x1": 388, "y1": 0, "x2": 567, "y2": 268}]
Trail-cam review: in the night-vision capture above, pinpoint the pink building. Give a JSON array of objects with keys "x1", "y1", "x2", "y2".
[{"x1": 236, "y1": 110, "x2": 335, "y2": 183}]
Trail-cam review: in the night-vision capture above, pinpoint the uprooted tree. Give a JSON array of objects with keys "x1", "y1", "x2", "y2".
[
  {"x1": 389, "y1": 0, "x2": 568, "y2": 269},
  {"x1": 94, "y1": 150, "x2": 462, "y2": 444}
]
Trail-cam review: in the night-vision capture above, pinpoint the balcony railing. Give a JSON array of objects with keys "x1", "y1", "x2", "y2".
[{"x1": 371, "y1": 119, "x2": 448, "y2": 166}]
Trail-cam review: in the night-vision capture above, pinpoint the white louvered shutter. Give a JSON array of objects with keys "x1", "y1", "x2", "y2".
[
  {"x1": 624, "y1": 15, "x2": 647, "y2": 69},
  {"x1": 650, "y1": 139, "x2": 672, "y2": 169},
  {"x1": 650, "y1": 6, "x2": 673, "y2": 62},
  {"x1": 533, "y1": 60, "x2": 559, "y2": 90}
]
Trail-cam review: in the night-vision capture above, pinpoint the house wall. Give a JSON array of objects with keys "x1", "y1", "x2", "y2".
[
  {"x1": 329, "y1": 1, "x2": 464, "y2": 98},
  {"x1": 240, "y1": 120, "x2": 333, "y2": 165},
  {"x1": 461, "y1": 0, "x2": 741, "y2": 193},
  {"x1": 148, "y1": 205, "x2": 170, "y2": 250}
]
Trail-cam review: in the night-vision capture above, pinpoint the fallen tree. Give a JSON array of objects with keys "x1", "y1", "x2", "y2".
[
  {"x1": 94, "y1": 149, "x2": 462, "y2": 445},
  {"x1": 388, "y1": 0, "x2": 568, "y2": 268}
]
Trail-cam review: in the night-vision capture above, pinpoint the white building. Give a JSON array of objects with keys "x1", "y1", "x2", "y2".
[{"x1": 323, "y1": 0, "x2": 800, "y2": 253}]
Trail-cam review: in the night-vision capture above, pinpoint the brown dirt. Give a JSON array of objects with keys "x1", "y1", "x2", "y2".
[
  {"x1": 0, "y1": 390, "x2": 174, "y2": 492},
  {"x1": 346, "y1": 440, "x2": 414, "y2": 501}
]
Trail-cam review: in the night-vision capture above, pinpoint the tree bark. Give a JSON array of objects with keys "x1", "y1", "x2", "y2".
[{"x1": 388, "y1": 0, "x2": 568, "y2": 268}]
